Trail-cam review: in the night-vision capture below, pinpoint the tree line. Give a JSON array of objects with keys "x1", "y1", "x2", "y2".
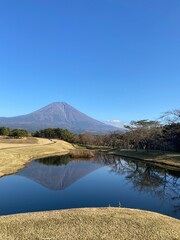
[
  {"x1": 0, "y1": 127, "x2": 29, "y2": 138},
  {"x1": 0, "y1": 109, "x2": 179, "y2": 152},
  {"x1": 32, "y1": 122, "x2": 180, "y2": 152},
  {"x1": 33, "y1": 128, "x2": 74, "y2": 142}
]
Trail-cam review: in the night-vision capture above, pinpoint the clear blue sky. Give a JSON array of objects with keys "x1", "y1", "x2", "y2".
[{"x1": 0, "y1": 0, "x2": 179, "y2": 126}]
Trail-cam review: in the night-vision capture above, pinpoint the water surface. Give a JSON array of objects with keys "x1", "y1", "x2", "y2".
[{"x1": 0, "y1": 154, "x2": 179, "y2": 219}]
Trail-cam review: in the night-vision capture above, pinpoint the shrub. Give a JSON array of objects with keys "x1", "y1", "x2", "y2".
[{"x1": 69, "y1": 150, "x2": 94, "y2": 158}]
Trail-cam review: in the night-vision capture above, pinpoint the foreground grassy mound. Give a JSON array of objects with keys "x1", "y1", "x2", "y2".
[
  {"x1": 0, "y1": 137, "x2": 74, "y2": 177},
  {"x1": 0, "y1": 208, "x2": 179, "y2": 240}
]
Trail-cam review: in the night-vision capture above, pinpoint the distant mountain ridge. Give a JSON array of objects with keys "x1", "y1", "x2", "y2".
[{"x1": 0, "y1": 102, "x2": 121, "y2": 133}]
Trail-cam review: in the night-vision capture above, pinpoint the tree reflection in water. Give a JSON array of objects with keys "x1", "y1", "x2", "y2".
[
  {"x1": 34, "y1": 153, "x2": 180, "y2": 215},
  {"x1": 36, "y1": 155, "x2": 71, "y2": 166},
  {"x1": 95, "y1": 153, "x2": 180, "y2": 215}
]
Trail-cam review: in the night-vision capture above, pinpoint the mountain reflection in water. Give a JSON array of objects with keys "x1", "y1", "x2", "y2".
[
  {"x1": 0, "y1": 154, "x2": 179, "y2": 218},
  {"x1": 18, "y1": 156, "x2": 102, "y2": 190},
  {"x1": 17, "y1": 154, "x2": 180, "y2": 215}
]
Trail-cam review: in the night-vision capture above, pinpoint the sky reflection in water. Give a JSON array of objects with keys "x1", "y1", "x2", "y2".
[{"x1": 0, "y1": 154, "x2": 179, "y2": 219}]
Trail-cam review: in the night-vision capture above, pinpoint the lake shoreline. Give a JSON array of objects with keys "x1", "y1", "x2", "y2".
[
  {"x1": 1, "y1": 138, "x2": 180, "y2": 178},
  {"x1": 108, "y1": 149, "x2": 180, "y2": 171},
  {"x1": 0, "y1": 137, "x2": 75, "y2": 178}
]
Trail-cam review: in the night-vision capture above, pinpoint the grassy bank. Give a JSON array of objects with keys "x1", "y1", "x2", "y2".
[
  {"x1": 0, "y1": 208, "x2": 179, "y2": 240},
  {"x1": 0, "y1": 137, "x2": 74, "y2": 177},
  {"x1": 111, "y1": 149, "x2": 180, "y2": 169}
]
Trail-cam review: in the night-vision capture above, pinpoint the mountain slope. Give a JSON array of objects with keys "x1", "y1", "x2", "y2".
[{"x1": 0, "y1": 102, "x2": 120, "y2": 133}]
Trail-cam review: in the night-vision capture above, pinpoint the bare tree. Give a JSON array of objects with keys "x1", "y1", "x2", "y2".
[
  {"x1": 125, "y1": 120, "x2": 161, "y2": 151},
  {"x1": 161, "y1": 109, "x2": 180, "y2": 124}
]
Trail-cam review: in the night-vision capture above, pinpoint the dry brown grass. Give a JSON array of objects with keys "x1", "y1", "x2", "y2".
[
  {"x1": 0, "y1": 137, "x2": 75, "y2": 177},
  {"x1": 69, "y1": 149, "x2": 95, "y2": 158},
  {"x1": 0, "y1": 208, "x2": 179, "y2": 240},
  {"x1": 0, "y1": 136, "x2": 38, "y2": 144}
]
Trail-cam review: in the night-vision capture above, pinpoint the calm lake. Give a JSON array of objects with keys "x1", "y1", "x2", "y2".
[{"x1": 0, "y1": 154, "x2": 179, "y2": 219}]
